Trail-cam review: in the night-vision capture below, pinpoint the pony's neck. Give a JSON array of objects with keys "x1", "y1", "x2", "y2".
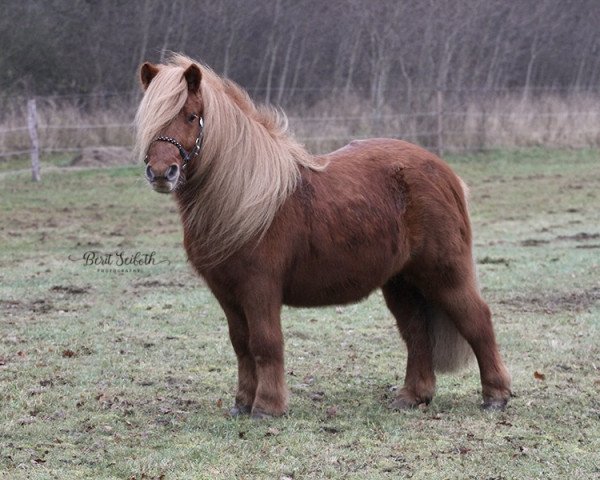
[{"x1": 173, "y1": 73, "x2": 323, "y2": 267}]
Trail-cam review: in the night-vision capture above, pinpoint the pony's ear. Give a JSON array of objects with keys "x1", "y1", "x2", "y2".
[
  {"x1": 183, "y1": 64, "x2": 202, "y2": 94},
  {"x1": 140, "y1": 62, "x2": 159, "y2": 90}
]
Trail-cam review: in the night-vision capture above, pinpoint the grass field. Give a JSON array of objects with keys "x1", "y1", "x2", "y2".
[{"x1": 0, "y1": 149, "x2": 599, "y2": 479}]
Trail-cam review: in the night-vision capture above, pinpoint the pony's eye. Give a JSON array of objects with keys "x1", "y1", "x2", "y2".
[{"x1": 187, "y1": 113, "x2": 198, "y2": 123}]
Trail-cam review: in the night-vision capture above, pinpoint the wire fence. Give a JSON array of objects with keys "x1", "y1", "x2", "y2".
[{"x1": 1, "y1": 88, "x2": 600, "y2": 169}]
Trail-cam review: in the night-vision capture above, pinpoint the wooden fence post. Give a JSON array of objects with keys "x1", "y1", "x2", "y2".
[
  {"x1": 436, "y1": 88, "x2": 444, "y2": 157},
  {"x1": 27, "y1": 98, "x2": 41, "y2": 182}
]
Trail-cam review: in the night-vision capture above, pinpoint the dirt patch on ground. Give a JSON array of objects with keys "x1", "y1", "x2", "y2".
[
  {"x1": 521, "y1": 232, "x2": 600, "y2": 247},
  {"x1": 132, "y1": 280, "x2": 187, "y2": 289},
  {"x1": 1, "y1": 298, "x2": 55, "y2": 315},
  {"x1": 557, "y1": 232, "x2": 600, "y2": 242},
  {"x1": 499, "y1": 287, "x2": 600, "y2": 314},
  {"x1": 521, "y1": 238, "x2": 550, "y2": 247},
  {"x1": 70, "y1": 147, "x2": 134, "y2": 167},
  {"x1": 478, "y1": 256, "x2": 511, "y2": 267},
  {"x1": 0, "y1": 299, "x2": 25, "y2": 314},
  {"x1": 50, "y1": 285, "x2": 90, "y2": 295}
]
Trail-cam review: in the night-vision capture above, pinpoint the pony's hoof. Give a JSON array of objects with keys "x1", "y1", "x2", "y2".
[
  {"x1": 482, "y1": 398, "x2": 508, "y2": 411},
  {"x1": 229, "y1": 404, "x2": 252, "y2": 417},
  {"x1": 389, "y1": 388, "x2": 431, "y2": 410},
  {"x1": 250, "y1": 408, "x2": 274, "y2": 420},
  {"x1": 389, "y1": 397, "x2": 419, "y2": 410}
]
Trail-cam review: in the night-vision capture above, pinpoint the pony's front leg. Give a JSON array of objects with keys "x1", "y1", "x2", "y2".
[
  {"x1": 244, "y1": 296, "x2": 288, "y2": 419},
  {"x1": 221, "y1": 303, "x2": 257, "y2": 416}
]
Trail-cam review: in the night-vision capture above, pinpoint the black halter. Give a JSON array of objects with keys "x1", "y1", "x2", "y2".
[{"x1": 145, "y1": 116, "x2": 204, "y2": 168}]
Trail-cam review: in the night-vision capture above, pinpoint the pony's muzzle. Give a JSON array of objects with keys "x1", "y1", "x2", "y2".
[{"x1": 145, "y1": 163, "x2": 179, "y2": 193}]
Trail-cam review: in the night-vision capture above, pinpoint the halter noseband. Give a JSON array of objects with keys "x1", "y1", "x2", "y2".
[{"x1": 145, "y1": 116, "x2": 204, "y2": 168}]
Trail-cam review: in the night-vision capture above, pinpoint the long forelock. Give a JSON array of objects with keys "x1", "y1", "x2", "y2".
[{"x1": 134, "y1": 63, "x2": 189, "y2": 163}]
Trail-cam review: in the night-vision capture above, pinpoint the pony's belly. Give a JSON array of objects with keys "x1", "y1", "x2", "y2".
[
  {"x1": 283, "y1": 283, "x2": 377, "y2": 307},
  {"x1": 282, "y1": 258, "x2": 397, "y2": 307}
]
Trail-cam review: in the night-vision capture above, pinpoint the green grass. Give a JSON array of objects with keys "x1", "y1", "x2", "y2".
[
  {"x1": 0, "y1": 153, "x2": 75, "y2": 174},
  {"x1": 1, "y1": 149, "x2": 599, "y2": 479}
]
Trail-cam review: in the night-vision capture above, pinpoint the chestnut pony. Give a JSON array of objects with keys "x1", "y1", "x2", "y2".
[{"x1": 135, "y1": 54, "x2": 511, "y2": 418}]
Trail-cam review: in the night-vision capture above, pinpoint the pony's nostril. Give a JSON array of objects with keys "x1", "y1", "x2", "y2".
[
  {"x1": 166, "y1": 164, "x2": 179, "y2": 181},
  {"x1": 145, "y1": 164, "x2": 155, "y2": 181}
]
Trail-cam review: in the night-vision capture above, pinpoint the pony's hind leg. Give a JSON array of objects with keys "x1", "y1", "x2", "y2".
[
  {"x1": 424, "y1": 278, "x2": 512, "y2": 410},
  {"x1": 220, "y1": 303, "x2": 257, "y2": 416},
  {"x1": 382, "y1": 275, "x2": 436, "y2": 409}
]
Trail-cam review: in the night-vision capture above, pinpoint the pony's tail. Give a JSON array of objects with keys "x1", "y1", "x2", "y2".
[
  {"x1": 429, "y1": 175, "x2": 474, "y2": 373},
  {"x1": 427, "y1": 303, "x2": 474, "y2": 373}
]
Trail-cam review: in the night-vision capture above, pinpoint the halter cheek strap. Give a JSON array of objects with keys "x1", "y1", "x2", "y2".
[{"x1": 145, "y1": 116, "x2": 204, "y2": 168}]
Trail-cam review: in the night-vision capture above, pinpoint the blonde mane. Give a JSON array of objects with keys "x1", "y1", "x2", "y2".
[{"x1": 135, "y1": 54, "x2": 326, "y2": 267}]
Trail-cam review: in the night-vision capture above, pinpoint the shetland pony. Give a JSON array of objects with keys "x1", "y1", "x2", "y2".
[{"x1": 135, "y1": 54, "x2": 511, "y2": 418}]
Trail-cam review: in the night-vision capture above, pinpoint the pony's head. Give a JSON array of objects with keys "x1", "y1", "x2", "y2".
[{"x1": 135, "y1": 61, "x2": 204, "y2": 193}]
